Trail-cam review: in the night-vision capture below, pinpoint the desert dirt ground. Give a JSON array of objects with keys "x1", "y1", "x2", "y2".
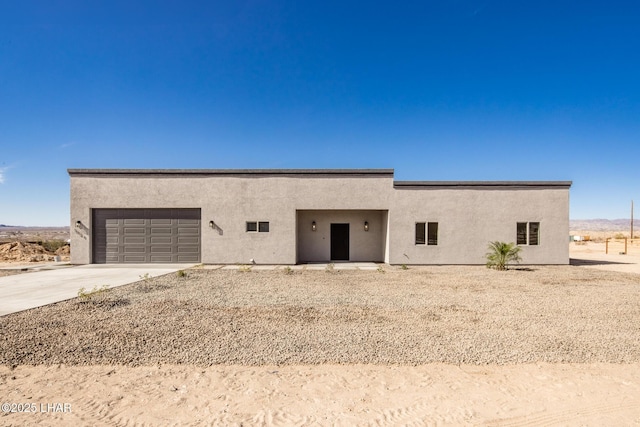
[
  {"x1": 1, "y1": 260, "x2": 640, "y2": 426},
  {"x1": 570, "y1": 240, "x2": 640, "y2": 275},
  {"x1": 2, "y1": 363, "x2": 640, "y2": 426}
]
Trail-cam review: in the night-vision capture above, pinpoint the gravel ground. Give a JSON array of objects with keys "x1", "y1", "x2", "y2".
[{"x1": 1, "y1": 266, "x2": 639, "y2": 366}]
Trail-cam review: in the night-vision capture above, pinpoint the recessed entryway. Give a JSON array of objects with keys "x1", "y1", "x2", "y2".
[
  {"x1": 330, "y1": 223, "x2": 350, "y2": 261},
  {"x1": 296, "y1": 210, "x2": 388, "y2": 263}
]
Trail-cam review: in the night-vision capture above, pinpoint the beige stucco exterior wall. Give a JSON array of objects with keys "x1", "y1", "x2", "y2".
[
  {"x1": 69, "y1": 171, "x2": 570, "y2": 265},
  {"x1": 388, "y1": 187, "x2": 570, "y2": 265},
  {"x1": 69, "y1": 173, "x2": 393, "y2": 264}
]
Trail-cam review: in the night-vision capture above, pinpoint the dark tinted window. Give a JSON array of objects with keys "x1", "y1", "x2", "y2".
[
  {"x1": 517, "y1": 222, "x2": 527, "y2": 245},
  {"x1": 427, "y1": 222, "x2": 438, "y2": 245},
  {"x1": 529, "y1": 222, "x2": 539, "y2": 245},
  {"x1": 415, "y1": 222, "x2": 425, "y2": 245}
]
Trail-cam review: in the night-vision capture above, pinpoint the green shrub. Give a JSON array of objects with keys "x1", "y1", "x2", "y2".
[
  {"x1": 41, "y1": 239, "x2": 68, "y2": 253},
  {"x1": 77, "y1": 285, "x2": 129, "y2": 308},
  {"x1": 238, "y1": 265, "x2": 252, "y2": 272},
  {"x1": 77, "y1": 285, "x2": 110, "y2": 301},
  {"x1": 486, "y1": 241, "x2": 522, "y2": 271}
]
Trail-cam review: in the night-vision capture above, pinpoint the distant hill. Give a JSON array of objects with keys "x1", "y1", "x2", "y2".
[
  {"x1": 570, "y1": 219, "x2": 633, "y2": 232},
  {"x1": 0, "y1": 226, "x2": 70, "y2": 243}
]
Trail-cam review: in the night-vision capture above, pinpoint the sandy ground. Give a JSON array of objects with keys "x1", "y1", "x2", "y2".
[
  {"x1": 2, "y1": 363, "x2": 640, "y2": 426},
  {"x1": 570, "y1": 241, "x2": 640, "y2": 274},
  {"x1": 2, "y1": 247, "x2": 640, "y2": 426}
]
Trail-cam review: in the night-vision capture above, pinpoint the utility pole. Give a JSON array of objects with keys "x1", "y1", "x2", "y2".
[{"x1": 632, "y1": 200, "x2": 635, "y2": 240}]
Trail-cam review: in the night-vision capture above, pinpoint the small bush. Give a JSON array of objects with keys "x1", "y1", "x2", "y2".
[
  {"x1": 176, "y1": 269, "x2": 187, "y2": 278},
  {"x1": 400, "y1": 264, "x2": 408, "y2": 270},
  {"x1": 40, "y1": 239, "x2": 68, "y2": 253},
  {"x1": 325, "y1": 263, "x2": 335, "y2": 273},
  {"x1": 377, "y1": 265, "x2": 386, "y2": 274},
  {"x1": 77, "y1": 285, "x2": 129, "y2": 308},
  {"x1": 137, "y1": 273, "x2": 156, "y2": 293},
  {"x1": 238, "y1": 265, "x2": 252, "y2": 272},
  {"x1": 486, "y1": 241, "x2": 522, "y2": 271},
  {"x1": 283, "y1": 266, "x2": 293, "y2": 275},
  {"x1": 77, "y1": 285, "x2": 110, "y2": 301}
]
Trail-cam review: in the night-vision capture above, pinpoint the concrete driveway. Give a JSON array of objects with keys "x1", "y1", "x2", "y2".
[{"x1": 0, "y1": 264, "x2": 194, "y2": 316}]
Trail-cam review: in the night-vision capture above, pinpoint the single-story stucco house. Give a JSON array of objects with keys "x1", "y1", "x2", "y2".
[{"x1": 68, "y1": 169, "x2": 571, "y2": 265}]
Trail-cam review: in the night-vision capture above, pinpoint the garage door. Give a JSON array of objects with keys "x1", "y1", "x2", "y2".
[{"x1": 92, "y1": 209, "x2": 201, "y2": 263}]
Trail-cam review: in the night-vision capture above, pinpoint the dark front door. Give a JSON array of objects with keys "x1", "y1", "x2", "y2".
[{"x1": 330, "y1": 223, "x2": 350, "y2": 261}]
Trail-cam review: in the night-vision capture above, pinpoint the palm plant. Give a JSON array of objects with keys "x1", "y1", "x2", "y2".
[{"x1": 485, "y1": 241, "x2": 522, "y2": 270}]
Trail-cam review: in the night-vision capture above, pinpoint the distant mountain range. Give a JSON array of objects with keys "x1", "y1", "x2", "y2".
[{"x1": 570, "y1": 219, "x2": 634, "y2": 231}]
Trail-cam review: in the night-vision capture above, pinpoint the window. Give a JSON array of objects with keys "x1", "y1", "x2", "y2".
[
  {"x1": 517, "y1": 222, "x2": 527, "y2": 245},
  {"x1": 529, "y1": 222, "x2": 539, "y2": 245},
  {"x1": 416, "y1": 222, "x2": 438, "y2": 245},
  {"x1": 415, "y1": 222, "x2": 425, "y2": 245},
  {"x1": 427, "y1": 222, "x2": 438, "y2": 245},
  {"x1": 246, "y1": 221, "x2": 270, "y2": 232},
  {"x1": 517, "y1": 222, "x2": 540, "y2": 245}
]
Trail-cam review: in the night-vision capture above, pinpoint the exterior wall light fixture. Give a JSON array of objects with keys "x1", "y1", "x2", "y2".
[
  {"x1": 311, "y1": 221, "x2": 317, "y2": 232},
  {"x1": 76, "y1": 220, "x2": 82, "y2": 228},
  {"x1": 209, "y1": 220, "x2": 223, "y2": 235},
  {"x1": 364, "y1": 221, "x2": 369, "y2": 232}
]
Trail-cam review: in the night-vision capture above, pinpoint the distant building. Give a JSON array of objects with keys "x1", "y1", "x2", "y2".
[{"x1": 68, "y1": 169, "x2": 571, "y2": 265}]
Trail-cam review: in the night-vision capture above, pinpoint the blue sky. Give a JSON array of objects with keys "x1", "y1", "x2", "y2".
[{"x1": 1, "y1": 1, "x2": 639, "y2": 226}]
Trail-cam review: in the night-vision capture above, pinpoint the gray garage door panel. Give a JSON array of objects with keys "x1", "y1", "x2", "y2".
[{"x1": 93, "y1": 209, "x2": 201, "y2": 264}]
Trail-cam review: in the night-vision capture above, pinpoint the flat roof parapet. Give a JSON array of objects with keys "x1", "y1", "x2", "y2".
[
  {"x1": 394, "y1": 181, "x2": 572, "y2": 189},
  {"x1": 67, "y1": 169, "x2": 571, "y2": 189},
  {"x1": 67, "y1": 168, "x2": 395, "y2": 177}
]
